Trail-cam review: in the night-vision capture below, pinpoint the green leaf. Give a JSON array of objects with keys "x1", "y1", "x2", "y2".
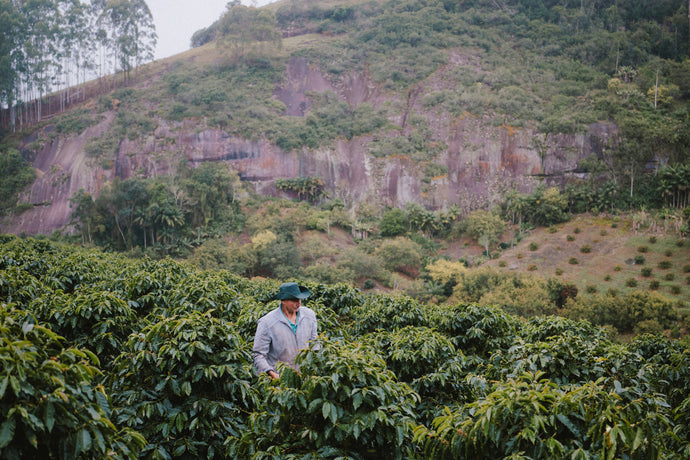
[
  {"x1": 78, "y1": 428, "x2": 92, "y2": 453},
  {"x1": 613, "y1": 380, "x2": 623, "y2": 394},
  {"x1": 181, "y1": 381, "x2": 192, "y2": 396},
  {"x1": 322, "y1": 401, "x2": 331, "y2": 421},
  {"x1": 95, "y1": 390, "x2": 110, "y2": 417},
  {"x1": 308, "y1": 398, "x2": 323, "y2": 413},
  {"x1": 353, "y1": 391, "x2": 364, "y2": 411},
  {"x1": 9, "y1": 376, "x2": 20, "y2": 396},
  {"x1": 157, "y1": 444, "x2": 172, "y2": 460},
  {"x1": 0, "y1": 376, "x2": 8, "y2": 398},
  {"x1": 0, "y1": 418, "x2": 16, "y2": 449},
  {"x1": 556, "y1": 413, "x2": 581, "y2": 438},
  {"x1": 632, "y1": 427, "x2": 643, "y2": 451},
  {"x1": 44, "y1": 402, "x2": 55, "y2": 432},
  {"x1": 329, "y1": 404, "x2": 338, "y2": 425}
]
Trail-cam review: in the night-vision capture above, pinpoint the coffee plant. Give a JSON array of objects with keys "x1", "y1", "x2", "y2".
[
  {"x1": 0, "y1": 306, "x2": 144, "y2": 459},
  {"x1": 1, "y1": 236, "x2": 689, "y2": 459}
]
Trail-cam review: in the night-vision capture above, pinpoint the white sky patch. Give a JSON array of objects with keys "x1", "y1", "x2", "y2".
[{"x1": 147, "y1": 0, "x2": 276, "y2": 60}]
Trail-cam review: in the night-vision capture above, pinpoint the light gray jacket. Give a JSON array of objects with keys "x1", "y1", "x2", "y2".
[{"x1": 252, "y1": 306, "x2": 318, "y2": 375}]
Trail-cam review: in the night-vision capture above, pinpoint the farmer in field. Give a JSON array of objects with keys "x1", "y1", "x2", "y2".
[{"x1": 253, "y1": 282, "x2": 318, "y2": 379}]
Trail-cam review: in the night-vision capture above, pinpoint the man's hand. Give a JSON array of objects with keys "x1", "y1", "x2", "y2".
[{"x1": 267, "y1": 370, "x2": 279, "y2": 379}]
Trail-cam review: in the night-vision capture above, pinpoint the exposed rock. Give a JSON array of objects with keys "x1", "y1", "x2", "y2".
[{"x1": 2, "y1": 56, "x2": 613, "y2": 236}]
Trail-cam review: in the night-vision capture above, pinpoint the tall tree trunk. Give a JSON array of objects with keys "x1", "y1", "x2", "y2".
[{"x1": 630, "y1": 163, "x2": 634, "y2": 199}]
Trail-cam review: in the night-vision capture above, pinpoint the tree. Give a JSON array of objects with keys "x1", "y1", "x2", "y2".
[
  {"x1": 425, "y1": 259, "x2": 467, "y2": 286},
  {"x1": 379, "y1": 208, "x2": 408, "y2": 237},
  {"x1": 141, "y1": 180, "x2": 183, "y2": 248},
  {"x1": 462, "y1": 210, "x2": 507, "y2": 256},
  {"x1": 375, "y1": 237, "x2": 423, "y2": 277},
  {"x1": 0, "y1": 0, "x2": 26, "y2": 131},
  {"x1": 95, "y1": 177, "x2": 148, "y2": 250},
  {"x1": 69, "y1": 188, "x2": 104, "y2": 244},
  {"x1": 524, "y1": 186, "x2": 569, "y2": 226},
  {"x1": 97, "y1": 0, "x2": 156, "y2": 84},
  {"x1": 0, "y1": 149, "x2": 35, "y2": 214},
  {"x1": 178, "y1": 162, "x2": 239, "y2": 229},
  {"x1": 212, "y1": 2, "x2": 281, "y2": 57}
]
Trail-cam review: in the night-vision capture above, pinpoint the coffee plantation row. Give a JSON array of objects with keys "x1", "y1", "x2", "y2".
[{"x1": 1, "y1": 235, "x2": 689, "y2": 459}]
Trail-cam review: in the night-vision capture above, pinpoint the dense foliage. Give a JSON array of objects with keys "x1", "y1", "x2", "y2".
[
  {"x1": 1, "y1": 236, "x2": 689, "y2": 458},
  {"x1": 69, "y1": 161, "x2": 243, "y2": 255},
  {"x1": 0, "y1": 0, "x2": 156, "y2": 131},
  {"x1": 174, "y1": 0, "x2": 690, "y2": 202}
]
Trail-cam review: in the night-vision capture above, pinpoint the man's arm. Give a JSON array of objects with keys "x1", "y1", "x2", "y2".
[
  {"x1": 310, "y1": 314, "x2": 318, "y2": 341},
  {"x1": 253, "y1": 320, "x2": 276, "y2": 377}
]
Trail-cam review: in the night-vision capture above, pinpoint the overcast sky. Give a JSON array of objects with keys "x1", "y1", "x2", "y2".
[{"x1": 146, "y1": 0, "x2": 275, "y2": 60}]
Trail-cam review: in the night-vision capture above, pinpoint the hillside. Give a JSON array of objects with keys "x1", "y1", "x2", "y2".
[
  {"x1": 2, "y1": 0, "x2": 689, "y2": 237},
  {"x1": 0, "y1": 0, "x2": 688, "y2": 325}
]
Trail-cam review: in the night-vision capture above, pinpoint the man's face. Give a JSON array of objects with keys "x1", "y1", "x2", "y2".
[{"x1": 282, "y1": 298, "x2": 301, "y2": 315}]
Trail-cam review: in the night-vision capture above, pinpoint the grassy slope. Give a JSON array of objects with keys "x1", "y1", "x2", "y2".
[
  {"x1": 294, "y1": 211, "x2": 689, "y2": 306},
  {"x1": 475, "y1": 214, "x2": 688, "y2": 305}
]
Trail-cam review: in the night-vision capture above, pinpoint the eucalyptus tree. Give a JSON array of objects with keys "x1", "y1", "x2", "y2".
[
  {"x1": 55, "y1": 0, "x2": 94, "y2": 109},
  {"x1": 95, "y1": 0, "x2": 156, "y2": 85},
  {"x1": 15, "y1": 0, "x2": 58, "y2": 122},
  {"x1": 0, "y1": 0, "x2": 26, "y2": 131}
]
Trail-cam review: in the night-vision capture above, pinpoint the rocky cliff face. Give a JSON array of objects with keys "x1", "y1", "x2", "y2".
[{"x1": 2, "y1": 55, "x2": 613, "y2": 236}]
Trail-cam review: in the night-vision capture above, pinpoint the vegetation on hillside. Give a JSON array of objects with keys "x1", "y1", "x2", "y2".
[
  {"x1": 2, "y1": 0, "x2": 689, "y2": 222},
  {"x1": 181, "y1": 0, "x2": 690, "y2": 201},
  {"x1": 0, "y1": 0, "x2": 157, "y2": 131},
  {"x1": 1, "y1": 236, "x2": 689, "y2": 458}
]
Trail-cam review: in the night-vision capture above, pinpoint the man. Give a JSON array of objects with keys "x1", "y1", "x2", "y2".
[{"x1": 253, "y1": 282, "x2": 318, "y2": 379}]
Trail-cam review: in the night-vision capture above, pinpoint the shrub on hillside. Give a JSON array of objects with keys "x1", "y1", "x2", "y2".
[
  {"x1": 478, "y1": 276, "x2": 560, "y2": 317},
  {"x1": 304, "y1": 262, "x2": 356, "y2": 285},
  {"x1": 634, "y1": 320, "x2": 664, "y2": 335},
  {"x1": 379, "y1": 208, "x2": 408, "y2": 237},
  {"x1": 338, "y1": 247, "x2": 390, "y2": 285},
  {"x1": 375, "y1": 237, "x2": 423, "y2": 277},
  {"x1": 561, "y1": 290, "x2": 676, "y2": 333},
  {"x1": 460, "y1": 210, "x2": 507, "y2": 254},
  {"x1": 523, "y1": 186, "x2": 569, "y2": 226}
]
